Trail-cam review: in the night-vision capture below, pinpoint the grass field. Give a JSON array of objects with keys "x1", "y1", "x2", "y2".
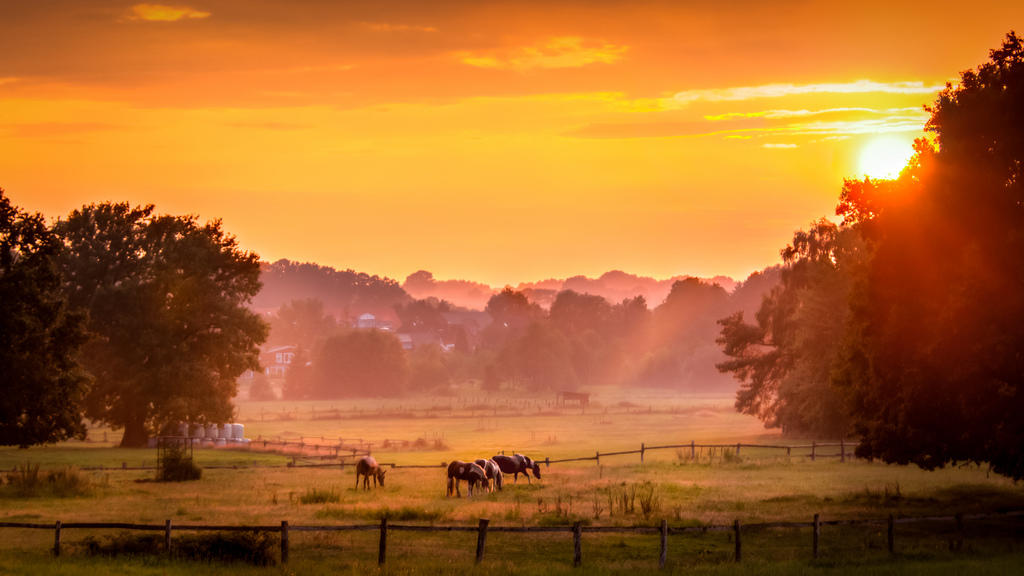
[{"x1": 1, "y1": 390, "x2": 1022, "y2": 574}]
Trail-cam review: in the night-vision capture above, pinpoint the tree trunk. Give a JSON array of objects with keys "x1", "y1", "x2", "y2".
[{"x1": 120, "y1": 416, "x2": 149, "y2": 447}]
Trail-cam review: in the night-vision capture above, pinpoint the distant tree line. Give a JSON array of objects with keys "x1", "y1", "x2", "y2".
[
  {"x1": 717, "y1": 32, "x2": 1024, "y2": 479},
  {"x1": 269, "y1": 269, "x2": 780, "y2": 400}
]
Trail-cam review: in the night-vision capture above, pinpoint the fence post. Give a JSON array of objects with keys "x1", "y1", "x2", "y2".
[
  {"x1": 690, "y1": 440, "x2": 695, "y2": 459},
  {"x1": 545, "y1": 457, "x2": 550, "y2": 468},
  {"x1": 476, "y1": 518, "x2": 489, "y2": 564},
  {"x1": 165, "y1": 519, "x2": 172, "y2": 555},
  {"x1": 595, "y1": 451, "x2": 600, "y2": 466},
  {"x1": 887, "y1": 514, "x2": 894, "y2": 554},
  {"x1": 736, "y1": 442, "x2": 741, "y2": 456},
  {"x1": 787, "y1": 446, "x2": 791, "y2": 457},
  {"x1": 812, "y1": 513, "x2": 820, "y2": 559},
  {"x1": 280, "y1": 520, "x2": 289, "y2": 564},
  {"x1": 811, "y1": 441, "x2": 816, "y2": 461},
  {"x1": 641, "y1": 443, "x2": 645, "y2": 464},
  {"x1": 733, "y1": 520, "x2": 741, "y2": 562},
  {"x1": 378, "y1": 517, "x2": 388, "y2": 565},
  {"x1": 53, "y1": 521, "x2": 61, "y2": 557},
  {"x1": 840, "y1": 439, "x2": 846, "y2": 463},
  {"x1": 659, "y1": 519, "x2": 668, "y2": 568},
  {"x1": 573, "y1": 521, "x2": 582, "y2": 567}
]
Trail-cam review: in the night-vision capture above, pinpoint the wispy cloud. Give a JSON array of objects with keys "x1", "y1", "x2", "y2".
[
  {"x1": 762, "y1": 143, "x2": 798, "y2": 149},
  {"x1": 668, "y1": 80, "x2": 943, "y2": 107},
  {"x1": 128, "y1": 4, "x2": 211, "y2": 22},
  {"x1": 459, "y1": 37, "x2": 627, "y2": 71},
  {"x1": 361, "y1": 22, "x2": 438, "y2": 33},
  {"x1": 0, "y1": 77, "x2": 19, "y2": 86},
  {"x1": 705, "y1": 106, "x2": 924, "y2": 121}
]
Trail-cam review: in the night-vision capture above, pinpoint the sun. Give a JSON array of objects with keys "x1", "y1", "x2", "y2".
[{"x1": 858, "y1": 136, "x2": 914, "y2": 180}]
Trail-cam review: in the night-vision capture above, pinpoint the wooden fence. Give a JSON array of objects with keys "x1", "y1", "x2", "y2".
[
  {"x1": 59, "y1": 439, "x2": 855, "y2": 473},
  {"x1": 2, "y1": 510, "x2": 1021, "y2": 567}
]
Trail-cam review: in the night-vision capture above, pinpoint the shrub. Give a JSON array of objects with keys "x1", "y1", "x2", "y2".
[
  {"x1": 83, "y1": 530, "x2": 276, "y2": 565},
  {"x1": 158, "y1": 443, "x2": 202, "y2": 482},
  {"x1": 7, "y1": 462, "x2": 42, "y2": 496},
  {"x1": 46, "y1": 466, "x2": 91, "y2": 497},
  {"x1": 4, "y1": 463, "x2": 92, "y2": 497}
]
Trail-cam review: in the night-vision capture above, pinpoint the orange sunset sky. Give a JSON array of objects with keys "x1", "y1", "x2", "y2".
[{"x1": 2, "y1": 1, "x2": 1021, "y2": 287}]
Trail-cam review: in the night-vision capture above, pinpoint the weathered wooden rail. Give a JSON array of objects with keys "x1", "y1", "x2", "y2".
[
  {"x1": 46, "y1": 439, "x2": 856, "y2": 474},
  {"x1": 3, "y1": 509, "x2": 1021, "y2": 567}
]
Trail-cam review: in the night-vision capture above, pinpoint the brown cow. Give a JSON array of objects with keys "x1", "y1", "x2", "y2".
[{"x1": 355, "y1": 456, "x2": 387, "y2": 490}]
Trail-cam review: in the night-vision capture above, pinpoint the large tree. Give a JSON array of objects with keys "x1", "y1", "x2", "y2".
[
  {"x1": 0, "y1": 190, "x2": 90, "y2": 447},
  {"x1": 717, "y1": 220, "x2": 864, "y2": 436},
  {"x1": 839, "y1": 32, "x2": 1024, "y2": 478},
  {"x1": 55, "y1": 203, "x2": 267, "y2": 447}
]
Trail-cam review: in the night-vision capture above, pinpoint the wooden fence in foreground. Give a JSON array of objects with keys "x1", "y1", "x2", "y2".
[{"x1": 3, "y1": 510, "x2": 1021, "y2": 568}]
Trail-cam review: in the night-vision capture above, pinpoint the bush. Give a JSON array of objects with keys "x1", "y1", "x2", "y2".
[
  {"x1": 158, "y1": 443, "x2": 202, "y2": 482},
  {"x1": 84, "y1": 530, "x2": 276, "y2": 565},
  {"x1": 4, "y1": 463, "x2": 92, "y2": 497}
]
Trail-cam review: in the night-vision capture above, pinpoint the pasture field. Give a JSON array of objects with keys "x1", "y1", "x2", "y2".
[{"x1": 1, "y1": 390, "x2": 1022, "y2": 574}]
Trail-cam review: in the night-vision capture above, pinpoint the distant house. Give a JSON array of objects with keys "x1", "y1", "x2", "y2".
[
  {"x1": 261, "y1": 345, "x2": 297, "y2": 378},
  {"x1": 354, "y1": 312, "x2": 393, "y2": 331}
]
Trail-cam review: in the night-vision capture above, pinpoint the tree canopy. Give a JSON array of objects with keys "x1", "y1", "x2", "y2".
[
  {"x1": 839, "y1": 32, "x2": 1024, "y2": 479},
  {"x1": 0, "y1": 190, "x2": 90, "y2": 447},
  {"x1": 55, "y1": 203, "x2": 267, "y2": 447}
]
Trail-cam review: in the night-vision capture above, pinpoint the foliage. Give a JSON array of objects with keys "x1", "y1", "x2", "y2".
[
  {"x1": 717, "y1": 220, "x2": 865, "y2": 436},
  {"x1": 4, "y1": 462, "x2": 92, "y2": 497},
  {"x1": 254, "y1": 258, "x2": 408, "y2": 322},
  {"x1": 54, "y1": 202, "x2": 268, "y2": 447},
  {"x1": 247, "y1": 372, "x2": 277, "y2": 401},
  {"x1": 291, "y1": 329, "x2": 408, "y2": 398},
  {"x1": 158, "y1": 443, "x2": 201, "y2": 482},
  {"x1": 267, "y1": 297, "x2": 338, "y2": 350},
  {"x1": 837, "y1": 32, "x2": 1024, "y2": 479},
  {"x1": 84, "y1": 530, "x2": 276, "y2": 565},
  {"x1": 0, "y1": 190, "x2": 90, "y2": 447}
]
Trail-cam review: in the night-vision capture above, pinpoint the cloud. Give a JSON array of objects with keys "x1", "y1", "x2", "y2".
[
  {"x1": 704, "y1": 107, "x2": 924, "y2": 121},
  {"x1": 570, "y1": 109, "x2": 928, "y2": 140},
  {"x1": 361, "y1": 22, "x2": 438, "y2": 33},
  {"x1": 459, "y1": 37, "x2": 627, "y2": 71},
  {"x1": 128, "y1": 4, "x2": 211, "y2": 22},
  {"x1": 0, "y1": 77, "x2": 18, "y2": 86},
  {"x1": 762, "y1": 143, "x2": 798, "y2": 149},
  {"x1": 668, "y1": 80, "x2": 943, "y2": 107}
]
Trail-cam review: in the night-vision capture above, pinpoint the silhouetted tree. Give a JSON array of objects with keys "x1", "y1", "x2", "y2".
[
  {"x1": 308, "y1": 330, "x2": 408, "y2": 397},
  {"x1": 55, "y1": 203, "x2": 267, "y2": 447},
  {"x1": 717, "y1": 220, "x2": 864, "y2": 436},
  {"x1": 0, "y1": 190, "x2": 90, "y2": 447},
  {"x1": 839, "y1": 32, "x2": 1024, "y2": 479},
  {"x1": 481, "y1": 288, "x2": 542, "y2": 348},
  {"x1": 268, "y1": 298, "x2": 338, "y2": 350}
]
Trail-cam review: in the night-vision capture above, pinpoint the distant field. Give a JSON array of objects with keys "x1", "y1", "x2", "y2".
[{"x1": 1, "y1": 390, "x2": 1022, "y2": 574}]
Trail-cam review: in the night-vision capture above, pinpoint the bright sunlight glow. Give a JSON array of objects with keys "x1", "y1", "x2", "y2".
[{"x1": 858, "y1": 136, "x2": 915, "y2": 179}]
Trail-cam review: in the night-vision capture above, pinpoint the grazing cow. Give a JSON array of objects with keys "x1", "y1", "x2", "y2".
[
  {"x1": 447, "y1": 460, "x2": 487, "y2": 497},
  {"x1": 474, "y1": 458, "x2": 504, "y2": 492},
  {"x1": 492, "y1": 453, "x2": 542, "y2": 484},
  {"x1": 355, "y1": 456, "x2": 387, "y2": 490}
]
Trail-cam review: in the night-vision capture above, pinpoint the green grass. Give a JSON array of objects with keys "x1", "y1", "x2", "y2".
[{"x1": 0, "y1": 391, "x2": 1021, "y2": 573}]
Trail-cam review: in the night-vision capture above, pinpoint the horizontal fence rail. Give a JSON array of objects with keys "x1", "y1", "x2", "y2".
[
  {"x1": 4, "y1": 509, "x2": 1022, "y2": 567},
  {"x1": 54, "y1": 439, "x2": 859, "y2": 474}
]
